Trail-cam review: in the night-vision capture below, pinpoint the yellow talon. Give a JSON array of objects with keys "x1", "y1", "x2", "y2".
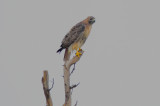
[
  {"x1": 76, "y1": 51, "x2": 82, "y2": 57},
  {"x1": 76, "y1": 48, "x2": 82, "y2": 57}
]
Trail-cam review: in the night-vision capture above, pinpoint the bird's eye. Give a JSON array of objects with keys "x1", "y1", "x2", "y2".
[
  {"x1": 90, "y1": 18, "x2": 93, "y2": 21},
  {"x1": 88, "y1": 16, "x2": 95, "y2": 24}
]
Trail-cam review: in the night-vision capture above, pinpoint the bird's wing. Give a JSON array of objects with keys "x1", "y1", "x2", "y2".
[{"x1": 61, "y1": 23, "x2": 85, "y2": 48}]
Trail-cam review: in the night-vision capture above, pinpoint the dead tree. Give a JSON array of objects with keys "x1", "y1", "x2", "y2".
[
  {"x1": 63, "y1": 50, "x2": 83, "y2": 106},
  {"x1": 42, "y1": 50, "x2": 83, "y2": 106}
]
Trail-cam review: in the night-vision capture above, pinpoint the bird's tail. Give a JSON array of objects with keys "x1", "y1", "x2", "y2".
[
  {"x1": 64, "y1": 48, "x2": 71, "y2": 62},
  {"x1": 57, "y1": 47, "x2": 64, "y2": 53}
]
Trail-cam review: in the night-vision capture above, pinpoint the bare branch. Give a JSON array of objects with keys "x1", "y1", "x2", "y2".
[
  {"x1": 42, "y1": 70, "x2": 53, "y2": 106},
  {"x1": 74, "y1": 101, "x2": 78, "y2": 106},
  {"x1": 70, "y1": 63, "x2": 76, "y2": 76},
  {"x1": 65, "y1": 50, "x2": 84, "y2": 70},
  {"x1": 63, "y1": 50, "x2": 84, "y2": 106},
  {"x1": 70, "y1": 82, "x2": 80, "y2": 89},
  {"x1": 48, "y1": 78, "x2": 54, "y2": 91}
]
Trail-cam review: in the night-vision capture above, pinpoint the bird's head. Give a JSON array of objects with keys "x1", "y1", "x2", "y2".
[
  {"x1": 83, "y1": 16, "x2": 95, "y2": 25},
  {"x1": 88, "y1": 16, "x2": 95, "y2": 25}
]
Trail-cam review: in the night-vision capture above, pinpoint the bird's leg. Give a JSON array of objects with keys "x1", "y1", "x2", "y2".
[
  {"x1": 78, "y1": 48, "x2": 82, "y2": 52},
  {"x1": 75, "y1": 48, "x2": 82, "y2": 57}
]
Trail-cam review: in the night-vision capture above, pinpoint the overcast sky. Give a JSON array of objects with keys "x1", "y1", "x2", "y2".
[{"x1": 1, "y1": 0, "x2": 160, "y2": 106}]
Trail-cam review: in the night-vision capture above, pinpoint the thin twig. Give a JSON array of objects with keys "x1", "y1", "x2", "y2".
[
  {"x1": 70, "y1": 82, "x2": 80, "y2": 89},
  {"x1": 48, "y1": 78, "x2": 54, "y2": 91},
  {"x1": 74, "y1": 101, "x2": 78, "y2": 106},
  {"x1": 70, "y1": 63, "x2": 76, "y2": 76},
  {"x1": 70, "y1": 82, "x2": 80, "y2": 95}
]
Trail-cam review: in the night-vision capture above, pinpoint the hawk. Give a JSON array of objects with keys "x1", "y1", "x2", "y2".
[{"x1": 57, "y1": 16, "x2": 95, "y2": 61}]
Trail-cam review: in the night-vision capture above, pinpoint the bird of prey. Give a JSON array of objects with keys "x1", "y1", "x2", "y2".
[{"x1": 57, "y1": 16, "x2": 95, "y2": 61}]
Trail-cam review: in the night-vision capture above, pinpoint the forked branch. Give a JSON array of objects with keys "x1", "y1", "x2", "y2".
[{"x1": 63, "y1": 50, "x2": 84, "y2": 106}]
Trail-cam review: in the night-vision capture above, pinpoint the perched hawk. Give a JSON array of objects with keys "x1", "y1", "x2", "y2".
[{"x1": 57, "y1": 16, "x2": 95, "y2": 61}]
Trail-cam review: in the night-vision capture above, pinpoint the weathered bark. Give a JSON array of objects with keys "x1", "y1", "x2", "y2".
[
  {"x1": 42, "y1": 51, "x2": 83, "y2": 106},
  {"x1": 42, "y1": 70, "x2": 53, "y2": 106},
  {"x1": 63, "y1": 51, "x2": 84, "y2": 106}
]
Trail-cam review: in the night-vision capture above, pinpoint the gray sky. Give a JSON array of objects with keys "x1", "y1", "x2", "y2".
[{"x1": 1, "y1": 0, "x2": 160, "y2": 106}]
